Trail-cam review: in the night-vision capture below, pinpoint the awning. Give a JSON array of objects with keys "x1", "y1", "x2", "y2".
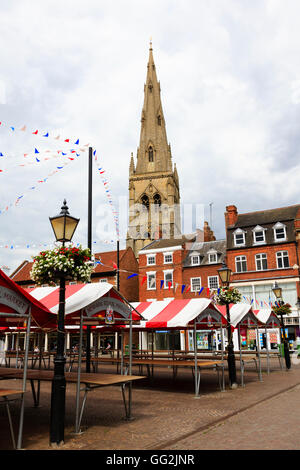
[
  {"x1": 25, "y1": 282, "x2": 141, "y2": 323},
  {"x1": 216, "y1": 303, "x2": 265, "y2": 328},
  {"x1": 216, "y1": 304, "x2": 281, "y2": 328},
  {"x1": 130, "y1": 298, "x2": 226, "y2": 329},
  {"x1": 253, "y1": 308, "x2": 281, "y2": 327},
  {"x1": 0, "y1": 269, "x2": 52, "y2": 328}
]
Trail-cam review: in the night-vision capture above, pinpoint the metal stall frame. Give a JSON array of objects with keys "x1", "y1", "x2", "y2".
[{"x1": 0, "y1": 307, "x2": 31, "y2": 450}]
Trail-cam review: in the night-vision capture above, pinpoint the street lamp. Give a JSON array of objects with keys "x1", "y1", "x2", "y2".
[
  {"x1": 217, "y1": 262, "x2": 237, "y2": 389},
  {"x1": 272, "y1": 282, "x2": 291, "y2": 370},
  {"x1": 49, "y1": 200, "x2": 79, "y2": 446}
]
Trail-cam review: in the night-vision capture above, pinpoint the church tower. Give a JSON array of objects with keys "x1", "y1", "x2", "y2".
[{"x1": 127, "y1": 43, "x2": 181, "y2": 257}]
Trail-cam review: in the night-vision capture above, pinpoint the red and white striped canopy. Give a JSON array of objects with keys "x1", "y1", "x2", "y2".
[
  {"x1": 215, "y1": 304, "x2": 280, "y2": 328},
  {"x1": 130, "y1": 298, "x2": 226, "y2": 329},
  {"x1": 25, "y1": 283, "x2": 140, "y2": 323}
]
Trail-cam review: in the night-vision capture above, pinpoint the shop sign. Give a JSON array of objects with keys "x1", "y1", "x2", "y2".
[
  {"x1": 0, "y1": 286, "x2": 29, "y2": 315},
  {"x1": 85, "y1": 296, "x2": 131, "y2": 319}
]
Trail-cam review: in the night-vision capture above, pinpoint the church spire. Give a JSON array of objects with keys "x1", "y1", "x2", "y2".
[{"x1": 135, "y1": 42, "x2": 172, "y2": 174}]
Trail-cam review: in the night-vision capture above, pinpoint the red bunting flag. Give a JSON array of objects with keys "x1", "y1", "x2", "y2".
[
  {"x1": 32, "y1": 130, "x2": 38, "y2": 134},
  {"x1": 65, "y1": 139, "x2": 70, "y2": 142},
  {"x1": 168, "y1": 281, "x2": 172, "y2": 291},
  {"x1": 186, "y1": 285, "x2": 191, "y2": 292},
  {"x1": 112, "y1": 262, "x2": 118, "y2": 270},
  {"x1": 207, "y1": 288, "x2": 210, "y2": 296},
  {"x1": 141, "y1": 276, "x2": 147, "y2": 285}
]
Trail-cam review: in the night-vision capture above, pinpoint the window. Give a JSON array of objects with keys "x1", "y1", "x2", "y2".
[
  {"x1": 234, "y1": 229, "x2": 246, "y2": 246},
  {"x1": 141, "y1": 194, "x2": 149, "y2": 210},
  {"x1": 208, "y1": 251, "x2": 217, "y2": 264},
  {"x1": 164, "y1": 270, "x2": 173, "y2": 289},
  {"x1": 208, "y1": 276, "x2": 219, "y2": 289},
  {"x1": 191, "y1": 254, "x2": 200, "y2": 266},
  {"x1": 148, "y1": 146, "x2": 154, "y2": 162},
  {"x1": 235, "y1": 255, "x2": 247, "y2": 273},
  {"x1": 255, "y1": 253, "x2": 268, "y2": 271},
  {"x1": 164, "y1": 252, "x2": 173, "y2": 264},
  {"x1": 147, "y1": 254, "x2": 156, "y2": 266},
  {"x1": 273, "y1": 222, "x2": 287, "y2": 242},
  {"x1": 153, "y1": 193, "x2": 161, "y2": 207},
  {"x1": 253, "y1": 226, "x2": 266, "y2": 244},
  {"x1": 147, "y1": 272, "x2": 156, "y2": 290},
  {"x1": 191, "y1": 277, "x2": 201, "y2": 292},
  {"x1": 276, "y1": 251, "x2": 289, "y2": 269}
]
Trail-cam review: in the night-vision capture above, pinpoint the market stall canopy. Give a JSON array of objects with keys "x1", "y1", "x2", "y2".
[
  {"x1": 216, "y1": 303, "x2": 265, "y2": 328},
  {"x1": 0, "y1": 269, "x2": 53, "y2": 328},
  {"x1": 253, "y1": 308, "x2": 281, "y2": 327},
  {"x1": 25, "y1": 282, "x2": 141, "y2": 324},
  {"x1": 130, "y1": 298, "x2": 226, "y2": 329}
]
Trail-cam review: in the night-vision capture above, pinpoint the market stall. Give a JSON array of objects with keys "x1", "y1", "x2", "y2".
[
  {"x1": 0, "y1": 268, "x2": 53, "y2": 449},
  {"x1": 26, "y1": 282, "x2": 143, "y2": 433},
  {"x1": 128, "y1": 298, "x2": 228, "y2": 397}
]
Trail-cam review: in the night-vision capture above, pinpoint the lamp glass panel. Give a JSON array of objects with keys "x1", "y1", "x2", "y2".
[
  {"x1": 64, "y1": 216, "x2": 79, "y2": 241},
  {"x1": 50, "y1": 217, "x2": 66, "y2": 242},
  {"x1": 218, "y1": 267, "x2": 232, "y2": 285}
]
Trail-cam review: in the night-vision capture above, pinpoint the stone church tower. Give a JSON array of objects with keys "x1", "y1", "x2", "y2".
[{"x1": 126, "y1": 43, "x2": 181, "y2": 256}]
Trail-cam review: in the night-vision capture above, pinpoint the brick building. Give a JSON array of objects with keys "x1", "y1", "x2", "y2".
[
  {"x1": 225, "y1": 204, "x2": 300, "y2": 341},
  {"x1": 10, "y1": 246, "x2": 139, "y2": 302},
  {"x1": 138, "y1": 223, "x2": 224, "y2": 302}
]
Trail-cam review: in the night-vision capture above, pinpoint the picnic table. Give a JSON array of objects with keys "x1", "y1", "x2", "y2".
[
  {"x1": 0, "y1": 367, "x2": 145, "y2": 434},
  {"x1": 0, "y1": 388, "x2": 26, "y2": 449},
  {"x1": 91, "y1": 356, "x2": 225, "y2": 396}
]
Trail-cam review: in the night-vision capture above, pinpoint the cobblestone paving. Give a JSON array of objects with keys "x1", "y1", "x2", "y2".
[{"x1": 0, "y1": 359, "x2": 299, "y2": 450}]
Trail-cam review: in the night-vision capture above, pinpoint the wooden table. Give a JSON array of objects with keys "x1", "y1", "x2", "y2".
[
  {"x1": 0, "y1": 389, "x2": 26, "y2": 449},
  {"x1": 92, "y1": 356, "x2": 225, "y2": 396},
  {"x1": 0, "y1": 367, "x2": 145, "y2": 433}
]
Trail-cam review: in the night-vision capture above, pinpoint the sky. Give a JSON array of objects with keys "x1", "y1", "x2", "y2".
[{"x1": 1, "y1": 0, "x2": 300, "y2": 274}]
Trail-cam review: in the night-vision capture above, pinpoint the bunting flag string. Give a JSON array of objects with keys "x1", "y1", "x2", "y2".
[
  {"x1": 0, "y1": 120, "x2": 87, "y2": 148},
  {"x1": 0, "y1": 148, "x2": 83, "y2": 173},
  {"x1": 0, "y1": 120, "x2": 120, "y2": 240},
  {"x1": 0, "y1": 159, "x2": 77, "y2": 215},
  {"x1": 0, "y1": 238, "x2": 117, "y2": 250}
]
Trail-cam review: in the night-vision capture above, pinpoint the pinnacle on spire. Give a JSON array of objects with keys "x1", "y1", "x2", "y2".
[
  {"x1": 129, "y1": 152, "x2": 135, "y2": 175},
  {"x1": 135, "y1": 44, "x2": 172, "y2": 174}
]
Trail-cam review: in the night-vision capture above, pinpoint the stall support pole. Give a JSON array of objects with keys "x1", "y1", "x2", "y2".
[
  {"x1": 75, "y1": 311, "x2": 84, "y2": 434},
  {"x1": 193, "y1": 323, "x2": 200, "y2": 398},
  {"x1": 238, "y1": 325, "x2": 244, "y2": 387},
  {"x1": 265, "y1": 326, "x2": 270, "y2": 374},
  {"x1": 256, "y1": 324, "x2": 262, "y2": 381},
  {"x1": 17, "y1": 309, "x2": 31, "y2": 450}
]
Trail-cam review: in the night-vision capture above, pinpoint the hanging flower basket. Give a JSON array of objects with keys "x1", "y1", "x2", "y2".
[
  {"x1": 214, "y1": 286, "x2": 242, "y2": 305},
  {"x1": 30, "y1": 245, "x2": 93, "y2": 286},
  {"x1": 272, "y1": 303, "x2": 292, "y2": 316}
]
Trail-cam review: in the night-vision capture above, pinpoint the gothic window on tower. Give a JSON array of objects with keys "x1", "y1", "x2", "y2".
[
  {"x1": 157, "y1": 115, "x2": 161, "y2": 126},
  {"x1": 148, "y1": 146, "x2": 154, "y2": 162},
  {"x1": 153, "y1": 193, "x2": 161, "y2": 207},
  {"x1": 141, "y1": 194, "x2": 149, "y2": 210}
]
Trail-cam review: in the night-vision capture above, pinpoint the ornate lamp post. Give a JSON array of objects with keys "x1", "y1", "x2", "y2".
[
  {"x1": 49, "y1": 200, "x2": 79, "y2": 446},
  {"x1": 217, "y1": 263, "x2": 238, "y2": 389},
  {"x1": 272, "y1": 282, "x2": 291, "y2": 370}
]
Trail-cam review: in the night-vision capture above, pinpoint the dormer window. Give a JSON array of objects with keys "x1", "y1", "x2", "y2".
[
  {"x1": 253, "y1": 225, "x2": 266, "y2": 245},
  {"x1": 208, "y1": 250, "x2": 218, "y2": 264},
  {"x1": 273, "y1": 222, "x2": 287, "y2": 242},
  {"x1": 233, "y1": 228, "x2": 246, "y2": 246},
  {"x1": 191, "y1": 254, "x2": 200, "y2": 266}
]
